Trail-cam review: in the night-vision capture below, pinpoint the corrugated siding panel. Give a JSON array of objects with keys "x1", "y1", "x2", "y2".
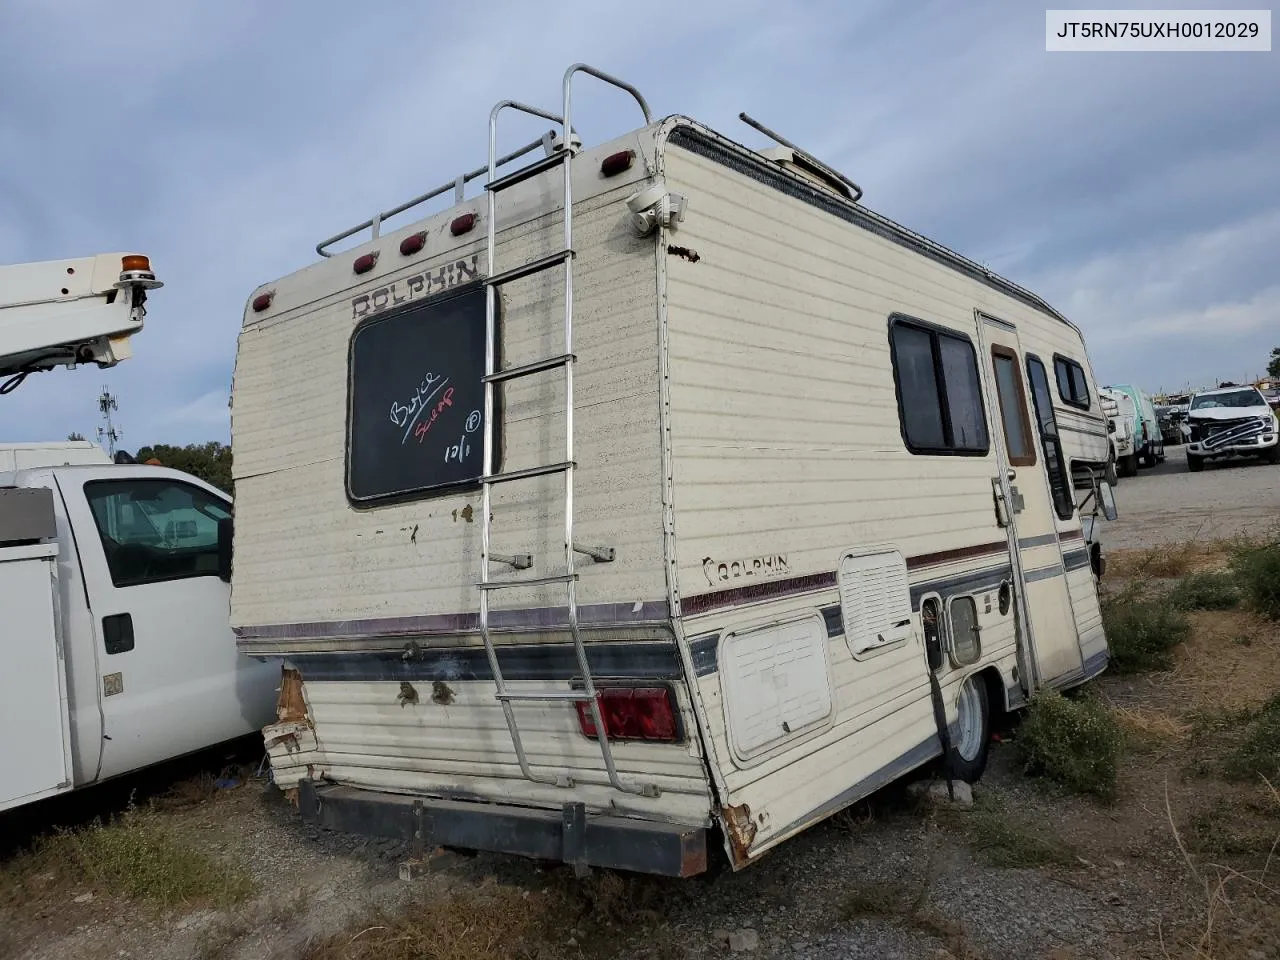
[
  {"x1": 266, "y1": 678, "x2": 712, "y2": 825},
  {"x1": 662, "y1": 144, "x2": 1006, "y2": 579},
  {"x1": 230, "y1": 184, "x2": 665, "y2": 630}
]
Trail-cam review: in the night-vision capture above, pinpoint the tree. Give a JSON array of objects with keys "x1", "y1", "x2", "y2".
[
  {"x1": 1268, "y1": 347, "x2": 1280, "y2": 380},
  {"x1": 67, "y1": 432, "x2": 86, "y2": 441},
  {"x1": 133, "y1": 441, "x2": 233, "y2": 495}
]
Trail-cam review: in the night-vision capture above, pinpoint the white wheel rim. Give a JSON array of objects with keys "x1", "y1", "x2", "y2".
[{"x1": 955, "y1": 677, "x2": 983, "y2": 762}]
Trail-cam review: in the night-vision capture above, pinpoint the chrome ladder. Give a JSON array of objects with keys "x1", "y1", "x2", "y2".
[{"x1": 478, "y1": 64, "x2": 656, "y2": 797}]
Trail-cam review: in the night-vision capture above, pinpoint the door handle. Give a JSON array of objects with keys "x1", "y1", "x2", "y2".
[
  {"x1": 1006, "y1": 468, "x2": 1017, "y2": 480},
  {"x1": 103, "y1": 613, "x2": 134, "y2": 655}
]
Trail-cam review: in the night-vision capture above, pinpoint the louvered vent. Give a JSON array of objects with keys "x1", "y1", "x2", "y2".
[{"x1": 838, "y1": 548, "x2": 913, "y2": 657}]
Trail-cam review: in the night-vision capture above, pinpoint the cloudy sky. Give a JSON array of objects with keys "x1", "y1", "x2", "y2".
[{"x1": 1, "y1": 1, "x2": 1275, "y2": 448}]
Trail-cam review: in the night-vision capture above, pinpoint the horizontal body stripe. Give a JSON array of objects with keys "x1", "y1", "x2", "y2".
[
  {"x1": 684, "y1": 543, "x2": 1009, "y2": 616},
  {"x1": 910, "y1": 564, "x2": 1012, "y2": 607},
  {"x1": 1017, "y1": 533, "x2": 1059, "y2": 549},
  {"x1": 1024, "y1": 563, "x2": 1065, "y2": 583},
  {"x1": 236, "y1": 600, "x2": 671, "y2": 642},
  {"x1": 288, "y1": 638, "x2": 684, "y2": 683},
  {"x1": 1063, "y1": 548, "x2": 1091, "y2": 572}
]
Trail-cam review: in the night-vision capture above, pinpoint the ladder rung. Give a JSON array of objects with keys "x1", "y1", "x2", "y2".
[
  {"x1": 483, "y1": 461, "x2": 573, "y2": 485},
  {"x1": 496, "y1": 690, "x2": 596, "y2": 703},
  {"x1": 483, "y1": 353, "x2": 575, "y2": 384},
  {"x1": 486, "y1": 250, "x2": 573, "y2": 288},
  {"x1": 485, "y1": 151, "x2": 570, "y2": 193},
  {"x1": 478, "y1": 573, "x2": 578, "y2": 590}
]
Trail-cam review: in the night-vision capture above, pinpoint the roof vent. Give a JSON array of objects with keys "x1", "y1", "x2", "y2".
[{"x1": 739, "y1": 112, "x2": 863, "y2": 203}]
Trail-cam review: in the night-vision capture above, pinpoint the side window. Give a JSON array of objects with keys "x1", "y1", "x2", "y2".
[
  {"x1": 84, "y1": 479, "x2": 232, "y2": 588},
  {"x1": 1027, "y1": 357, "x2": 1076, "y2": 520},
  {"x1": 1053, "y1": 356, "x2": 1091, "y2": 410},
  {"x1": 888, "y1": 315, "x2": 989, "y2": 456},
  {"x1": 947, "y1": 596, "x2": 981, "y2": 667},
  {"x1": 990, "y1": 347, "x2": 1037, "y2": 467}
]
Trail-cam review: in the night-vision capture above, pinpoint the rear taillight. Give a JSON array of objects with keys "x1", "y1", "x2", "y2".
[{"x1": 575, "y1": 686, "x2": 680, "y2": 743}]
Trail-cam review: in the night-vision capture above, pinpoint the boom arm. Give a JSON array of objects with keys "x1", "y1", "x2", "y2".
[{"x1": 0, "y1": 253, "x2": 162, "y2": 393}]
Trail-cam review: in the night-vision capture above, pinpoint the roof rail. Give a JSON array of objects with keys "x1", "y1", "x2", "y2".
[{"x1": 315, "y1": 130, "x2": 567, "y2": 257}]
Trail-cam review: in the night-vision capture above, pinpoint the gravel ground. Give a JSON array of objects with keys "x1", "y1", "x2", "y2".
[{"x1": 1103, "y1": 444, "x2": 1280, "y2": 549}]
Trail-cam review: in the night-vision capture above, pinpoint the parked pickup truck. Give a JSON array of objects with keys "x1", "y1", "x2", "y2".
[
  {"x1": 1, "y1": 457, "x2": 279, "y2": 813},
  {"x1": 1184, "y1": 385, "x2": 1280, "y2": 472}
]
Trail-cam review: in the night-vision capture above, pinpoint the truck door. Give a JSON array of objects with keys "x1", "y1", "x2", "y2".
[
  {"x1": 976, "y1": 314, "x2": 1084, "y2": 689},
  {"x1": 56, "y1": 468, "x2": 278, "y2": 781}
]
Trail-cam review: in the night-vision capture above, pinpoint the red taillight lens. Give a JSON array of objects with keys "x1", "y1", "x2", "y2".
[
  {"x1": 575, "y1": 686, "x2": 680, "y2": 742},
  {"x1": 450, "y1": 213, "x2": 477, "y2": 236}
]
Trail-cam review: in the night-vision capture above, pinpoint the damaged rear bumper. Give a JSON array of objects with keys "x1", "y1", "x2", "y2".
[{"x1": 297, "y1": 779, "x2": 709, "y2": 877}]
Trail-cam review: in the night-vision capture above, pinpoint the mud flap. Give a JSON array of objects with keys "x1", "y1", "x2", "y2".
[{"x1": 926, "y1": 669, "x2": 956, "y2": 801}]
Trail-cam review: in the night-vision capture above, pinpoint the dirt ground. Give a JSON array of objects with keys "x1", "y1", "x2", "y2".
[{"x1": 3, "y1": 463, "x2": 1279, "y2": 960}]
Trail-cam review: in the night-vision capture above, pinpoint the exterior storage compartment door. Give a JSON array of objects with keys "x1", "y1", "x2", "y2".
[{"x1": 0, "y1": 544, "x2": 74, "y2": 812}]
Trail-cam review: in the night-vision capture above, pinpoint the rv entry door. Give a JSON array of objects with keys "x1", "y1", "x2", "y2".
[{"x1": 975, "y1": 314, "x2": 1083, "y2": 692}]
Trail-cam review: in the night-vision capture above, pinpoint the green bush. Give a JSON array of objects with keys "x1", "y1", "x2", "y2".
[
  {"x1": 1171, "y1": 570, "x2": 1240, "y2": 611},
  {"x1": 1222, "y1": 693, "x2": 1280, "y2": 783},
  {"x1": 1231, "y1": 541, "x2": 1280, "y2": 620},
  {"x1": 1101, "y1": 585, "x2": 1192, "y2": 673},
  {"x1": 1016, "y1": 688, "x2": 1121, "y2": 801}
]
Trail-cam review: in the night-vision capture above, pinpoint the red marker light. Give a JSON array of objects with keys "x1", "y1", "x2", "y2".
[
  {"x1": 601, "y1": 150, "x2": 634, "y2": 177},
  {"x1": 353, "y1": 252, "x2": 379, "y2": 274},
  {"x1": 400, "y1": 231, "x2": 427, "y2": 256},
  {"x1": 252, "y1": 291, "x2": 274, "y2": 312},
  {"x1": 575, "y1": 686, "x2": 681, "y2": 742},
  {"x1": 450, "y1": 213, "x2": 477, "y2": 236}
]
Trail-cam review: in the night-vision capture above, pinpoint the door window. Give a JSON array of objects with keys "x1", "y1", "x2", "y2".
[
  {"x1": 84, "y1": 479, "x2": 231, "y2": 588},
  {"x1": 991, "y1": 348, "x2": 1037, "y2": 467},
  {"x1": 1026, "y1": 357, "x2": 1077, "y2": 520}
]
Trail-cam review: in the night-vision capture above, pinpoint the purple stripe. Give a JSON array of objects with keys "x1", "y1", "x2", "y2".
[{"x1": 235, "y1": 599, "x2": 672, "y2": 641}]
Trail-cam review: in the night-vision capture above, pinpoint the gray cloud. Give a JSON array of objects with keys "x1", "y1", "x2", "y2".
[{"x1": 1, "y1": 0, "x2": 1275, "y2": 446}]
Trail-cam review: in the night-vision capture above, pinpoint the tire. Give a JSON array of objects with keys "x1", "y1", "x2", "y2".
[
  {"x1": 949, "y1": 674, "x2": 991, "y2": 784},
  {"x1": 1188, "y1": 454, "x2": 1205, "y2": 472},
  {"x1": 1266, "y1": 445, "x2": 1280, "y2": 465},
  {"x1": 1119, "y1": 454, "x2": 1139, "y2": 478}
]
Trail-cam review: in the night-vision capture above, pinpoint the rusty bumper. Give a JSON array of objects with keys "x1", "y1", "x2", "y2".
[{"x1": 297, "y1": 780, "x2": 708, "y2": 878}]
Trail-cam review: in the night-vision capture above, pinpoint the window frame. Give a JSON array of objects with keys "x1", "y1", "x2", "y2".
[
  {"x1": 886, "y1": 313, "x2": 990, "y2": 457},
  {"x1": 83, "y1": 477, "x2": 232, "y2": 589},
  {"x1": 946, "y1": 594, "x2": 982, "y2": 668},
  {"x1": 1026, "y1": 353, "x2": 1077, "y2": 521},
  {"x1": 343, "y1": 281, "x2": 503, "y2": 509},
  {"x1": 990, "y1": 345, "x2": 1038, "y2": 468},
  {"x1": 1052, "y1": 354, "x2": 1091, "y2": 410}
]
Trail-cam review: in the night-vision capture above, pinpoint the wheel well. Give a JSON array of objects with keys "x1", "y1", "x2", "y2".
[{"x1": 975, "y1": 665, "x2": 1008, "y2": 723}]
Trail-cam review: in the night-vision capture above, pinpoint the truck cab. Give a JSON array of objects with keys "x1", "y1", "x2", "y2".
[
  {"x1": 1104, "y1": 383, "x2": 1164, "y2": 469},
  {"x1": 0, "y1": 461, "x2": 279, "y2": 812}
]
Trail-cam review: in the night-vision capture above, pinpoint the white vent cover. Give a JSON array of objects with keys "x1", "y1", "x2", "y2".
[
  {"x1": 720, "y1": 615, "x2": 833, "y2": 763},
  {"x1": 838, "y1": 548, "x2": 913, "y2": 657}
]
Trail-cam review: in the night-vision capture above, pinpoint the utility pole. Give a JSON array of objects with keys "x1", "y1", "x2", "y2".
[{"x1": 96, "y1": 385, "x2": 121, "y2": 457}]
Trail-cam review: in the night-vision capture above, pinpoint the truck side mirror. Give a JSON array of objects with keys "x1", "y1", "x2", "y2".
[{"x1": 217, "y1": 517, "x2": 233, "y2": 583}]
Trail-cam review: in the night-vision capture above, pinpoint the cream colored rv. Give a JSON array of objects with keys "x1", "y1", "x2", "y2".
[{"x1": 229, "y1": 64, "x2": 1116, "y2": 877}]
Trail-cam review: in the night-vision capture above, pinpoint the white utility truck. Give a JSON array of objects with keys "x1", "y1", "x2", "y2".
[
  {"x1": 231, "y1": 64, "x2": 1117, "y2": 876},
  {"x1": 1, "y1": 253, "x2": 278, "y2": 814}
]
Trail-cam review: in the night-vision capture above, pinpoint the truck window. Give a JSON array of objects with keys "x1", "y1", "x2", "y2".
[
  {"x1": 888, "y1": 315, "x2": 988, "y2": 456},
  {"x1": 1026, "y1": 356, "x2": 1076, "y2": 520},
  {"x1": 84, "y1": 479, "x2": 231, "y2": 588},
  {"x1": 1053, "y1": 356, "x2": 1090, "y2": 410}
]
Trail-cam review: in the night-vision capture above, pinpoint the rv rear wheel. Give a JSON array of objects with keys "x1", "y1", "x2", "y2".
[{"x1": 950, "y1": 675, "x2": 990, "y2": 783}]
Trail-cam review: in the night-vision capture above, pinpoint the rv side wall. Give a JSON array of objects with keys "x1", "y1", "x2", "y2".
[{"x1": 658, "y1": 125, "x2": 1105, "y2": 859}]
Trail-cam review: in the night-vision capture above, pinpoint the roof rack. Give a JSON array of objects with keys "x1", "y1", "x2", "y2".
[{"x1": 315, "y1": 129, "x2": 574, "y2": 257}]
